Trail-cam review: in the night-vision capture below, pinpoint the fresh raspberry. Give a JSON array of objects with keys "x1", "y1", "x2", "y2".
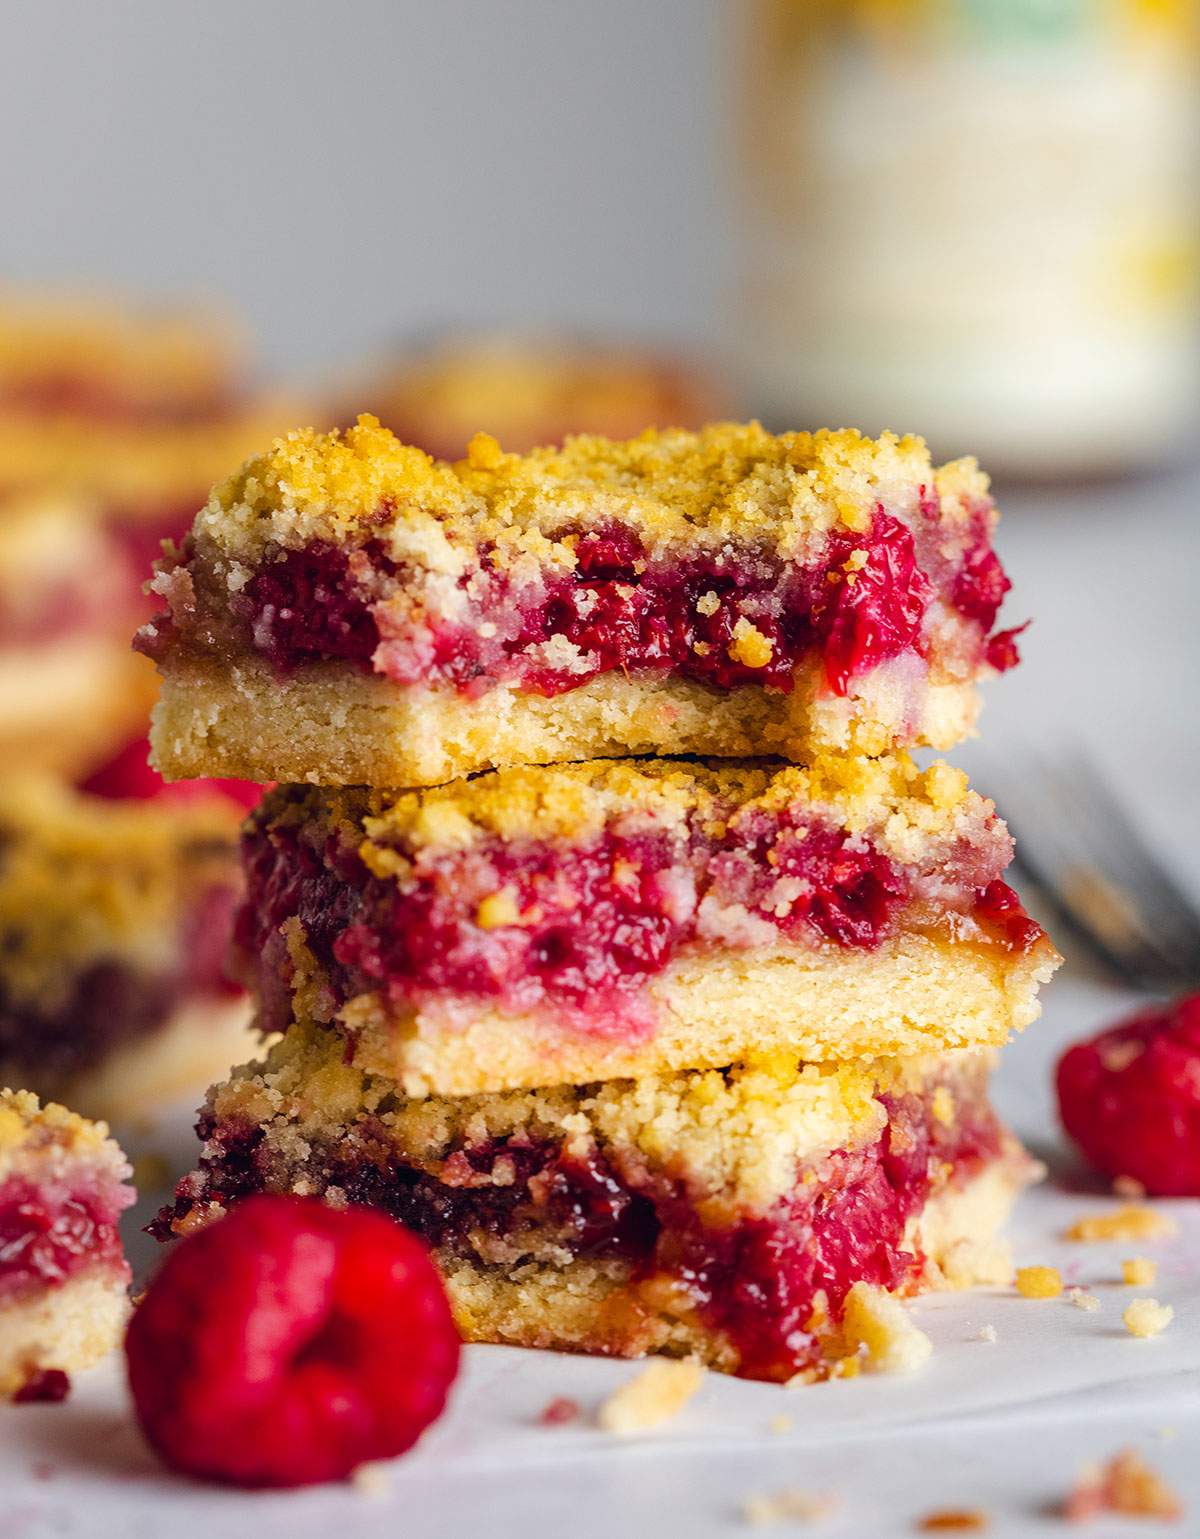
[
  {"x1": 126, "y1": 1195, "x2": 460, "y2": 1486},
  {"x1": 78, "y1": 735, "x2": 263, "y2": 812},
  {"x1": 1056, "y1": 993, "x2": 1200, "y2": 1196}
]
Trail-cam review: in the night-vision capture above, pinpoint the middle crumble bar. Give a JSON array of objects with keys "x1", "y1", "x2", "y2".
[{"x1": 237, "y1": 756, "x2": 1059, "y2": 1097}]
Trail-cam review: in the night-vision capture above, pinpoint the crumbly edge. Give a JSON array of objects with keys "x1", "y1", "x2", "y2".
[
  {"x1": 256, "y1": 745, "x2": 992, "y2": 870},
  {"x1": 0, "y1": 1266, "x2": 131, "y2": 1398},
  {"x1": 192, "y1": 415, "x2": 992, "y2": 570},
  {"x1": 306, "y1": 928, "x2": 1057, "y2": 1097},
  {"x1": 2, "y1": 994, "x2": 257, "y2": 1127},
  {"x1": 149, "y1": 653, "x2": 981, "y2": 788},
  {"x1": 193, "y1": 1018, "x2": 993, "y2": 1218},
  {"x1": 0, "y1": 1087, "x2": 132, "y2": 1188},
  {"x1": 0, "y1": 771, "x2": 242, "y2": 1005}
]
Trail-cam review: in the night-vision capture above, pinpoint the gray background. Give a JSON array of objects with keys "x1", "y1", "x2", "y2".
[{"x1": 0, "y1": 0, "x2": 727, "y2": 376}]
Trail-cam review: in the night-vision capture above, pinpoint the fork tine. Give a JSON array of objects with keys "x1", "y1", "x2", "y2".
[
  {"x1": 1055, "y1": 752, "x2": 1200, "y2": 971},
  {"x1": 985, "y1": 746, "x2": 1200, "y2": 992}
]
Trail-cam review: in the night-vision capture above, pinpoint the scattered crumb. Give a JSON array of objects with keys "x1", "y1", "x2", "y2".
[
  {"x1": 1113, "y1": 1175, "x2": 1147, "y2": 1198},
  {"x1": 1015, "y1": 1265, "x2": 1063, "y2": 1299},
  {"x1": 743, "y1": 1489, "x2": 839, "y2": 1526},
  {"x1": 350, "y1": 1461, "x2": 390, "y2": 1499},
  {"x1": 1123, "y1": 1298, "x2": 1174, "y2": 1339},
  {"x1": 768, "y1": 1413, "x2": 794, "y2": 1435},
  {"x1": 1122, "y1": 1256, "x2": 1158, "y2": 1286},
  {"x1": 1065, "y1": 1205, "x2": 1178, "y2": 1244},
  {"x1": 1158, "y1": 1426, "x2": 1178, "y2": 1442},
  {"x1": 598, "y1": 1360, "x2": 703, "y2": 1434},
  {"x1": 975, "y1": 1325, "x2": 998, "y2": 1343},
  {"x1": 1065, "y1": 1287, "x2": 1101, "y2": 1313},
  {"x1": 828, "y1": 1353, "x2": 861, "y2": 1380},
  {"x1": 538, "y1": 1395, "x2": 582, "y2": 1427},
  {"x1": 130, "y1": 1152, "x2": 172, "y2": 1192},
  {"x1": 1065, "y1": 1448, "x2": 1183, "y2": 1522},
  {"x1": 841, "y1": 1283, "x2": 932, "y2": 1373},
  {"x1": 918, "y1": 1510, "x2": 989, "y2": 1532},
  {"x1": 29, "y1": 1461, "x2": 54, "y2": 1482}
]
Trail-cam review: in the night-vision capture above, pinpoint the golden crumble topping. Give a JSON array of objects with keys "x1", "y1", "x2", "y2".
[
  {"x1": 0, "y1": 1088, "x2": 130, "y2": 1184},
  {"x1": 209, "y1": 1021, "x2": 983, "y2": 1218},
  {"x1": 260, "y1": 753, "x2": 995, "y2": 876},
  {"x1": 196, "y1": 414, "x2": 992, "y2": 568}
]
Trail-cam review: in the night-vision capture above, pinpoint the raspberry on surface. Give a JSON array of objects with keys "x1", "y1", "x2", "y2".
[
  {"x1": 1056, "y1": 993, "x2": 1200, "y2": 1196},
  {"x1": 125, "y1": 1195, "x2": 460, "y2": 1487}
]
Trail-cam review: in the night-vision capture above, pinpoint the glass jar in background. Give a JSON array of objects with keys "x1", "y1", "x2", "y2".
[{"x1": 737, "y1": 0, "x2": 1200, "y2": 478}]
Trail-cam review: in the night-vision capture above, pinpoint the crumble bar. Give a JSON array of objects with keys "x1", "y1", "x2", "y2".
[
  {"x1": 155, "y1": 1022, "x2": 1031, "y2": 1382},
  {"x1": 236, "y1": 755, "x2": 1058, "y2": 1096},
  {"x1": 0, "y1": 1088, "x2": 133, "y2": 1397},
  {"x1": 140, "y1": 417, "x2": 1024, "y2": 785}
]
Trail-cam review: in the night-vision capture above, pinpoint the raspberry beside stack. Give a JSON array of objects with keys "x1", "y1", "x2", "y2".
[{"x1": 147, "y1": 418, "x2": 1057, "y2": 1382}]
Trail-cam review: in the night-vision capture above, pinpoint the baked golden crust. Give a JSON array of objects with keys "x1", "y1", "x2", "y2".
[
  {"x1": 0, "y1": 1087, "x2": 130, "y2": 1178},
  {"x1": 148, "y1": 651, "x2": 981, "y2": 786},
  {"x1": 330, "y1": 934, "x2": 1057, "y2": 1097}
]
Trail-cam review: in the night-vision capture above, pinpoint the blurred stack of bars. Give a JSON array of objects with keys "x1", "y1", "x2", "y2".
[
  {"x1": 0, "y1": 301, "x2": 719, "y2": 1123},
  {"x1": 0, "y1": 293, "x2": 286, "y2": 1120}
]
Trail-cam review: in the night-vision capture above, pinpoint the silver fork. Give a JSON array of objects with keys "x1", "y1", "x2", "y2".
[{"x1": 984, "y1": 748, "x2": 1200, "y2": 992}]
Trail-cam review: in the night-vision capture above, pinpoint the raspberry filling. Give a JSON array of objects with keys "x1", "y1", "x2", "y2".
[
  {"x1": 237, "y1": 805, "x2": 1034, "y2": 1036},
  {"x1": 0, "y1": 1173, "x2": 132, "y2": 1299},
  {"x1": 141, "y1": 503, "x2": 1021, "y2": 697},
  {"x1": 157, "y1": 1066, "x2": 1002, "y2": 1382}
]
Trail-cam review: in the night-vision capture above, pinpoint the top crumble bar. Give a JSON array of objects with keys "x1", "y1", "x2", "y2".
[{"x1": 141, "y1": 416, "x2": 1023, "y2": 786}]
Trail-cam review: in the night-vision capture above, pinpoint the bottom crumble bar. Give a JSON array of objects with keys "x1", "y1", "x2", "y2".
[{"x1": 158, "y1": 1024, "x2": 1032, "y2": 1382}]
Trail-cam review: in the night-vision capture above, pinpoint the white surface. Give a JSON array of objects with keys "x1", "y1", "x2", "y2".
[{"x1": 4, "y1": 467, "x2": 1200, "y2": 1535}]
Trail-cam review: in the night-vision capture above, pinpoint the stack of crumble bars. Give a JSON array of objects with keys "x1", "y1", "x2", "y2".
[{"x1": 145, "y1": 417, "x2": 1058, "y2": 1382}]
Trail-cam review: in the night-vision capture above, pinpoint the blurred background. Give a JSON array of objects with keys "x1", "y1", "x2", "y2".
[{"x1": 0, "y1": 0, "x2": 1198, "y2": 1141}]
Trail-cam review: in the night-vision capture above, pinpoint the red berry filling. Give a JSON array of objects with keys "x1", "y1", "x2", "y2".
[
  {"x1": 237, "y1": 797, "x2": 1030, "y2": 1036},
  {"x1": 144, "y1": 504, "x2": 1020, "y2": 698},
  {"x1": 1057, "y1": 991, "x2": 1200, "y2": 1197},
  {"x1": 78, "y1": 734, "x2": 262, "y2": 812},
  {"x1": 13, "y1": 1367, "x2": 72, "y2": 1403},
  {"x1": 127, "y1": 1195, "x2": 460, "y2": 1487},
  {"x1": 0, "y1": 1174, "x2": 132, "y2": 1300},
  {"x1": 157, "y1": 1069, "x2": 1001, "y2": 1383}
]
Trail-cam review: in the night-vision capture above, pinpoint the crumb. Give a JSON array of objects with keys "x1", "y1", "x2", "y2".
[
  {"x1": 1122, "y1": 1256, "x2": 1158, "y2": 1286},
  {"x1": 597, "y1": 1360, "x2": 703, "y2": 1434},
  {"x1": 743, "y1": 1489, "x2": 839, "y2": 1526},
  {"x1": 918, "y1": 1511, "x2": 989, "y2": 1532},
  {"x1": 1113, "y1": 1175, "x2": 1147, "y2": 1198},
  {"x1": 1065, "y1": 1448, "x2": 1182, "y2": 1521},
  {"x1": 828, "y1": 1353, "x2": 861, "y2": 1380},
  {"x1": 130, "y1": 1152, "x2": 172, "y2": 1191},
  {"x1": 1015, "y1": 1265, "x2": 1063, "y2": 1299},
  {"x1": 1065, "y1": 1205, "x2": 1178, "y2": 1243},
  {"x1": 1065, "y1": 1287, "x2": 1101, "y2": 1313},
  {"x1": 30, "y1": 1461, "x2": 54, "y2": 1481},
  {"x1": 1158, "y1": 1426, "x2": 1178, "y2": 1441},
  {"x1": 350, "y1": 1461, "x2": 390, "y2": 1499},
  {"x1": 538, "y1": 1396, "x2": 581, "y2": 1427},
  {"x1": 768, "y1": 1413, "x2": 794, "y2": 1435},
  {"x1": 975, "y1": 1324, "x2": 998, "y2": 1343},
  {"x1": 841, "y1": 1283, "x2": 932, "y2": 1373},
  {"x1": 1123, "y1": 1298, "x2": 1174, "y2": 1338}
]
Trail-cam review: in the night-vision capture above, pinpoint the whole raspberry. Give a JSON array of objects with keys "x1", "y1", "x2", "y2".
[
  {"x1": 126, "y1": 1196, "x2": 460, "y2": 1486},
  {"x1": 1056, "y1": 992, "x2": 1200, "y2": 1196}
]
